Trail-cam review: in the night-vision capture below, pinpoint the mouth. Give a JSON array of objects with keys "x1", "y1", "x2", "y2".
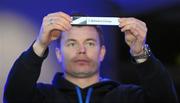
[{"x1": 74, "y1": 59, "x2": 89, "y2": 65}]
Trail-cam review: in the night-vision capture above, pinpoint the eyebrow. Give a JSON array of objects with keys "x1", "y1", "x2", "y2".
[
  {"x1": 85, "y1": 39, "x2": 97, "y2": 42},
  {"x1": 65, "y1": 39, "x2": 77, "y2": 43},
  {"x1": 65, "y1": 38, "x2": 97, "y2": 43}
]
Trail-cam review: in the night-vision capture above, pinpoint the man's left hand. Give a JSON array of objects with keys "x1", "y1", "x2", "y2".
[{"x1": 118, "y1": 18, "x2": 147, "y2": 56}]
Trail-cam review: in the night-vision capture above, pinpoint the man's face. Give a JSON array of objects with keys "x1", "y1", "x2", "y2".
[{"x1": 56, "y1": 26, "x2": 106, "y2": 78}]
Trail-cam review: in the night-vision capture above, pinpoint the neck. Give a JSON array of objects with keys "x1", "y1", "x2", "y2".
[{"x1": 64, "y1": 73, "x2": 101, "y2": 89}]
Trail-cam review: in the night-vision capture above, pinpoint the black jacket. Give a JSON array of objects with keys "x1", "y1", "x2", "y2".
[{"x1": 4, "y1": 45, "x2": 178, "y2": 103}]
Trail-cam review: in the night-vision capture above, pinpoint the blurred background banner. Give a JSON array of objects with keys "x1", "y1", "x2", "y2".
[{"x1": 0, "y1": 0, "x2": 180, "y2": 102}]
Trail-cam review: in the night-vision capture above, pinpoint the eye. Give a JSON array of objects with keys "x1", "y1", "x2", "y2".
[
  {"x1": 85, "y1": 41, "x2": 96, "y2": 47},
  {"x1": 67, "y1": 42, "x2": 77, "y2": 47}
]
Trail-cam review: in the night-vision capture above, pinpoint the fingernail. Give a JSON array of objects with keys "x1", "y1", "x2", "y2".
[
  {"x1": 119, "y1": 24, "x2": 122, "y2": 28},
  {"x1": 118, "y1": 19, "x2": 121, "y2": 22},
  {"x1": 70, "y1": 17, "x2": 73, "y2": 22}
]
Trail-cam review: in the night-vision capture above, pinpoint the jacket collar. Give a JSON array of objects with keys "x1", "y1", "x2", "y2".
[{"x1": 52, "y1": 72, "x2": 120, "y2": 92}]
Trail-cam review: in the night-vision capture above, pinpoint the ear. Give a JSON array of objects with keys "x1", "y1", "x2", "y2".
[
  {"x1": 99, "y1": 45, "x2": 106, "y2": 62},
  {"x1": 55, "y1": 47, "x2": 62, "y2": 63}
]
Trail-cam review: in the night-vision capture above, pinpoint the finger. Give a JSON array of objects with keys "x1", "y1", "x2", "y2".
[
  {"x1": 124, "y1": 31, "x2": 136, "y2": 43},
  {"x1": 50, "y1": 30, "x2": 62, "y2": 41},
  {"x1": 48, "y1": 12, "x2": 72, "y2": 22},
  {"x1": 121, "y1": 23, "x2": 146, "y2": 38},
  {"x1": 121, "y1": 24, "x2": 134, "y2": 32},
  {"x1": 45, "y1": 12, "x2": 73, "y2": 30},
  {"x1": 45, "y1": 22, "x2": 67, "y2": 32},
  {"x1": 134, "y1": 27, "x2": 146, "y2": 42},
  {"x1": 51, "y1": 17, "x2": 72, "y2": 30},
  {"x1": 57, "y1": 12, "x2": 72, "y2": 22},
  {"x1": 119, "y1": 17, "x2": 146, "y2": 29},
  {"x1": 44, "y1": 17, "x2": 72, "y2": 31},
  {"x1": 126, "y1": 26, "x2": 146, "y2": 43},
  {"x1": 124, "y1": 31, "x2": 144, "y2": 51},
  {"x1": 121, "y1": 24, "x2": 143, "y2": 43},
  {"x1": 119, "y1": 18, "x2": 133, "y2": 27},
  {"x1": 120, "y1": 22, "x2": 146, "y2": 35},
  {"x1": 135, "y1": 18, "x2": 146, "y2": 27},
  {"x1": 130, "y1": 19, "x2": 147, "y2": 33}
]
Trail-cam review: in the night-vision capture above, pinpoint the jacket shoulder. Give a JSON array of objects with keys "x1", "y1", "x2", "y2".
[{"x1": 103, "y1": 84, "x2": 145, "y2": 103}]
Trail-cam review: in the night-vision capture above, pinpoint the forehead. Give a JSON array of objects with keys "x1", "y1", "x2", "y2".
[{"x1": 61, "y1": 26, "x2": 99, "y2": 41}]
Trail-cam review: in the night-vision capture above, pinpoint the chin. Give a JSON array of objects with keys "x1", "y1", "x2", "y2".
[
  {"x1": 71, "y1": 70, "x2": 97, "y2": 78},
  {"x1": 74, "y1": 67, "x2": 92, "y2": 72}
]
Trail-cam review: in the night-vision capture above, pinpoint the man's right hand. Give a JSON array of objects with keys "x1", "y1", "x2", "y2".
[{"x1": 33, "y1": 12, "x2": 72, "y2": 57}]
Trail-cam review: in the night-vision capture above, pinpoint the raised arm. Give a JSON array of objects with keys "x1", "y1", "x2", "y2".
[
  {"x1": 118, "y1": 17, "x2": 178, "y2": 102},
  {"x1": 4, "y1": 11, "x2": 72, "y2": 102}
]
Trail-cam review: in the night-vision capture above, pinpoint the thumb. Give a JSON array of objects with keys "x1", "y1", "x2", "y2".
[{"x1": 50, "y1": 29, "x2": 62, "y2": 41}]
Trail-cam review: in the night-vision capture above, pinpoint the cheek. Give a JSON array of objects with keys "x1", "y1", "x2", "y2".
[
  {"x1": 87, "y1": 49, "x2": 101, "y2": 61},
  {"x1": 88, "y1": 52, "x2": 101, "y2": 69},
  {"x1": 61, "y1": 52, "x2": 73, "y2": 70},
  {"x1": 61, "y1": 48, "x2": 76, "y2": 63}
]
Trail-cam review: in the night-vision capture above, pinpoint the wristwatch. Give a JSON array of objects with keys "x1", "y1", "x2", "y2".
[{"x1": 133, "y1": 44, "x2": 152, "y2": 60}]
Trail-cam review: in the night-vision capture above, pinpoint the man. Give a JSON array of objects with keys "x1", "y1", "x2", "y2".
[{"x1": 4, "y1": 12, "x2": 178, "y2": 103}]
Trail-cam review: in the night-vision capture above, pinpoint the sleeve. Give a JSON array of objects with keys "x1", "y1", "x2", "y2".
[
  {"x1": 3, "y1": 43, "x2": 49, "y2": 103},
  {"x1": 135, "y1": 54, "x2": 179, "y2": 103}
]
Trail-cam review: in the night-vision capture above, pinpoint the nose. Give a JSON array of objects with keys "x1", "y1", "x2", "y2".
[{"x1": 77, "y1": 44, "x2": 86, "y2": 54}]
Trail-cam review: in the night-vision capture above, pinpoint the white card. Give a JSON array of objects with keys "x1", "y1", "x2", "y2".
[{"x1": 71, "y1": 16, "x2": 120, "y2": 26}]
